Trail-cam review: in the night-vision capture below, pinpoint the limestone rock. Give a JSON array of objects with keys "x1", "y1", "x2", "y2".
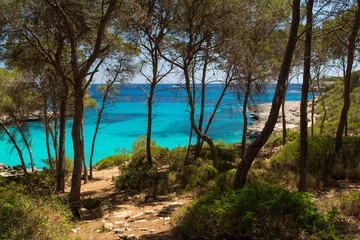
[
  {"x1": 113, "y1": 228, "x2": 125, "y2": 234},
  {"x1": 104, "y1": 222, "x2": 114, "y2": 230}
]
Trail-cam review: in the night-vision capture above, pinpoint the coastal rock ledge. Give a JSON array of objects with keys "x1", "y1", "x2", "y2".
[
  {"x1": 0, "y1": 163, "x2": 40, "y2": 177},
  {"x1": 247, "y1": 101, "x2": 303, "y2": 139}
]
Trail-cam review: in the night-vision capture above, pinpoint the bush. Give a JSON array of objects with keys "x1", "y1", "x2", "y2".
[
  {"x1": 94, "y1": 154, "x2": 130, "y2": 170},
  {"x1": 269, "y1": 136, "x2": 360, "y2": 188},
  {"x1": 334, "y1": 192, "x2": 360, "y2": 217},
  {"x1": 0, "y1": 181, "x2": 76, "y2": 240},
  {"x1": 173, "y1": 184, "x2": 336, "y2": 239},
  {"x1": 43, "y1": 156, "x2": 74, "y2": 176}
]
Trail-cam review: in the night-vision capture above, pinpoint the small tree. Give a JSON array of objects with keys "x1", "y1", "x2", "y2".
[
  {"x1": 127, "y1": 0, "x2": 174, "y2": 166},
  {"x1": 0, "y1": 69, "x2": 41, "y2": 172}
]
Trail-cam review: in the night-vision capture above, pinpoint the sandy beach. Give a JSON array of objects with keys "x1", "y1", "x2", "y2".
[{"x1": 247, "y1": 101, "x2": 302, "y2": 138}]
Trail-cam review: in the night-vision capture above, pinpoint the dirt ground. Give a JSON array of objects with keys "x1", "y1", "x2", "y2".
[
  {"x1": 64, "y1": 167, "x2": 193, "y2": 240},
  {"x1": 64, "y1": 159, "x2": 360, "y2": 240}
]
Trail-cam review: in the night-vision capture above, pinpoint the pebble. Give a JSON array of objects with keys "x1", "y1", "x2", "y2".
[
  {"x1": 136, "y1": 219, "x2": 146, "y2": 222},
  {"x1": 70, "y1": 229, "x2": 77, "y2": 233},
  {"x1": 115, "y1": 221, "x2": 130, "y2": 227},
  {"x1": 113, "y1": 228, "x2": 125, "y2": 233}
]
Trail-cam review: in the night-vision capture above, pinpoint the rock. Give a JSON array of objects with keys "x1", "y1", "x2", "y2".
[
  {"x1": 113, "y1": 228, "x2": 125, "y2": 234},
  {"x1": 109, "y1": 211, "x2": 132, "y2": 220},
  {"x1": 164, "y1": 217, "x2": 170, "y2": 221},
  {"x1": 135, "y1": 219, "x2": 146, "y2": 223},
  {"x1": 140, "y1": 228, "x2": 148, "y2": 231},
  {"x1": 115, "y1": 221, "x2": 130, "y2": 227},
  {"x1": 127, "y1": 234, "x2": 137, "y2": 240},
  {"x1": 132, "y1": 212, "x2": 144, "y2": 219},
  {"x1": 70, "y1": 229, "x2": 77, "y2": 233},
  {"x1": 150, "y1": 229, "x2": 155, "y2": 233},
  {"x1": 104, "y1": 222, "x2": 114, "y2": 230},
  {"x1": 120, "y1": 234, "x2": 136, "y2": 240},
  {"x1": 78, "y1": 207, "x2": 89, "y2": 217}
]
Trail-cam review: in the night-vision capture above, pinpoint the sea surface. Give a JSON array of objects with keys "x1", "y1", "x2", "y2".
[{"x1": 0, "y1": 83, "x2": 306, "y2": 169}]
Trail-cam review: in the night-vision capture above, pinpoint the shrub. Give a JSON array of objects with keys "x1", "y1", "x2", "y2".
[
  {"x1": 269, "y1": 136, "x2": 360, "y2": 188},
  {"x1": 0, "y1": 182, "x2": 75, "y2": 240},
  {"x1": 93, "y1": 154, "x2": 130, "y2": 170},
  {"x1": 173, "y1": 184, "x2": 336, "y2": 239},
  {"x1": 334, "y1": 192, "x2": 360, "y2": 217},
  {"x1": 43, "y1": 156, "x2": 74, "y2": 176}
]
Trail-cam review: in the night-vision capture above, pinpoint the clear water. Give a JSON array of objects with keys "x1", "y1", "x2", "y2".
[{"x1": 0, "y1": 83, "x2": 305, "y2": 169}]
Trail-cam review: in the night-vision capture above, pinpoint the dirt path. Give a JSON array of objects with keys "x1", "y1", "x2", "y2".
[{"x1": 64, "y1": 167, "x2": 193, "y2": 240}]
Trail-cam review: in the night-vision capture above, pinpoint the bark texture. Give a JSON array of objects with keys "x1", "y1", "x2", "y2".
[{"x1": 299, "y1": 0, "x2": 313, "y2": 192}]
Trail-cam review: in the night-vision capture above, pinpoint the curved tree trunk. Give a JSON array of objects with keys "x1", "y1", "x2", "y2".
[
  {"x1": 335, "y1": 0, "x2": 360, "y2": 152},
  {"x1": 195, "y1": 52, "x2": 208, "y2": 159},
  {"x1": 89, "y1": 113, "x2": 101, "y2": 180},
  {"x1": 184, "y1": 69, "x2": 219, "y2": 168},
  {"x1": 43, "y1": 97, "x2": 53, "y2": 170},
  {"x1": 0, "y1": 121, "x2": 27, "y2": 173},
  {"x1": 299, "y1": 0, "x2": 313, "y2": 192},
  {"x1": 233, "y1": 0, "x2": 301, "y2": 189},
  {"x1": 15, "y1": 121, "x2": 34, "y2": 173},
  {"x1": 45, "y1": 120, "x2": 53, "y2": 169}
]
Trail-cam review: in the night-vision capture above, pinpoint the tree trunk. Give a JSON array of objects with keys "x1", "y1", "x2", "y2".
[
  {"x1": 43, "y1": 97, "x2": 53, "y2": 170},
  {"x1": 82, "y1": 121, "x2": 88, "y2": 184},
  {"x1": 15, "y1": 121, "x2": 34, "y2": 173},
  {"x1": 0, "y1": 121, "x2": 27, "y2": 173},
  {"x1": 146, "y1": 84, "x2": 155, "y2": 167},
  {"x1": 241, "y1": 80, "x2": 251, "y2": 158},
  {"x1": 281, "y1": 89, "x2": 287, "y2": 145},
  {"x1": 233, "y1": 0, "x2": 301, "y2": 189},
  {"x1": 335, "y1": 0, "x2": 360, "y2": 152},
  {"x1": 185, "y1": 127, "x2": 193, "y2": 165},
  {"x1": 69, "y1": 82, "x2": 85, "y2": 214},
  {"x1": 311, "y1": 85, "x2": 315, "y2": 136},
  {"x1": 89, "y1": 82, "x2": 114, "y2": 180},
  {"x1": 57, "y1": 83, "x2": 68, "y2": 192},
  {"x1": 184, "y1": 68, "x2": 218, "y2": 168},
  {"x1": 299, "y1": 0, "x2": 313, "y2": 193},
  {"x1": 195, "y1": 53, "x2": 208, "y2": 158},
  {"x1": 317, "y1": 78, "x2": 326, "y2": 135},
  {"x1": 89, "y1": 113, "x2": 100, "y2": 180},
  {"x1": 200, "y1": 69, "x2": 233, "y2": 151},
  {"x1": 51, "y1": 98, "x2": 59, "y2": 161}
]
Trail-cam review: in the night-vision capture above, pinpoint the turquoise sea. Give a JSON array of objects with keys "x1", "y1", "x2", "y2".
[{"x1": 0, "y1": 84, "x2": 305, "y2": 169}]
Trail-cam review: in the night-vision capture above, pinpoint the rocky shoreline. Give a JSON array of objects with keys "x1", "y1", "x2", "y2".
[
  {"x1": 0, "y1": 163, "x2": 41, "y2": 177},
  {"x1": 247, "y1": 101, "x2": 302, "y2": 139}
]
